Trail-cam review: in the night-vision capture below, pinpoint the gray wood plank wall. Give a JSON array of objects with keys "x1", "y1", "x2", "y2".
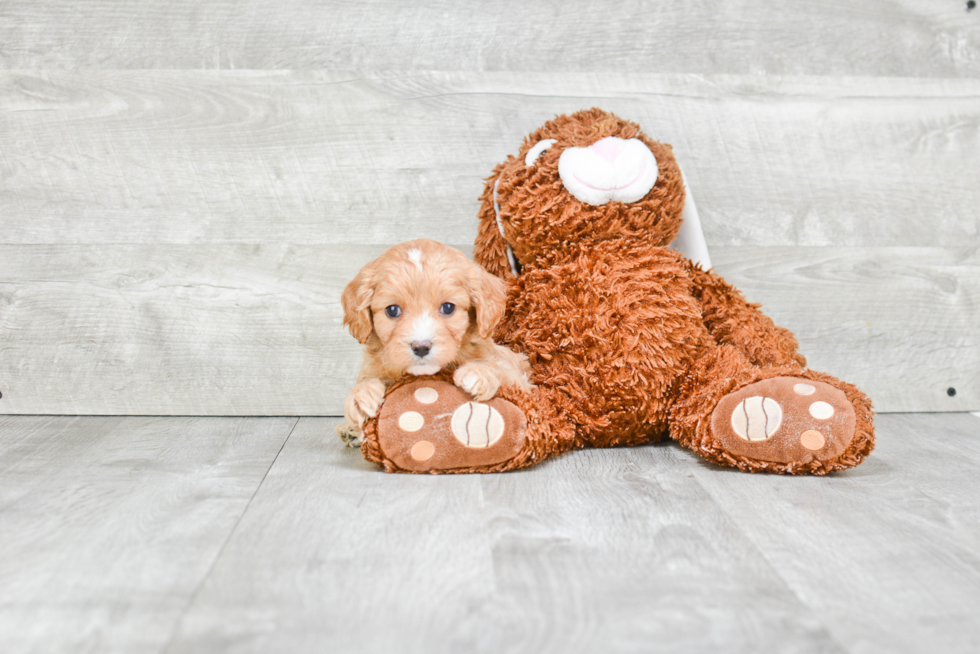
[
  {"x1": 1, "y1": 3, "x2": 978, "y2": 415},
  {"x1": 3, "y1": 1, "x2": 979, "y2": 76}
]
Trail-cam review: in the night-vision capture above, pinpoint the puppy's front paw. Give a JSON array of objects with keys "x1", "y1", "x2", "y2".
[
  {"x1": 335, "y1": 421, "x2": 362, "y2": 448},
  {"x1": 347, "y1": 379, "x2": 386, "y2": 425},
  {"x1": 454, "y1": 363, "x2": 500, "y2": 402}
]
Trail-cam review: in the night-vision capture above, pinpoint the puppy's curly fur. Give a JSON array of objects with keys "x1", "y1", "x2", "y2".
[{"x1": 336, "y1": 239, "x2": 531, "y2": 446}]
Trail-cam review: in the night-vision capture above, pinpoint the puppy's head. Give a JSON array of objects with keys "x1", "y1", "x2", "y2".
[{"x1": 342, "y1": 239, "x2": 506, "y2": 376}]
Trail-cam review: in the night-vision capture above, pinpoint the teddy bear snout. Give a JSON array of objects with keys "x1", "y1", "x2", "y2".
[
  {"x1": 590, "y1": 136, "x2": 628, "y2": 163},
  {"x1": 557, "y1": 136, "x2": 659, "y2": 206}
]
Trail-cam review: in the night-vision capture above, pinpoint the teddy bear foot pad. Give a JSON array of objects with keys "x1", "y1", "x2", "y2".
[
  {"x1": 376, "y1": 380, "x2": 527, "y2": 472},
  {"x1": 710, "y1": 376, "x2": 856, "y2": 465}
]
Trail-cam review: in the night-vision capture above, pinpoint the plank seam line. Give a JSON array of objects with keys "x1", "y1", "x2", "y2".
[
  {"x1": 159, "y1": 416, "x2": 300, "y2": 654},
  {"x1": 682, "y1": 461, "x2": 850, "y2": 654}
]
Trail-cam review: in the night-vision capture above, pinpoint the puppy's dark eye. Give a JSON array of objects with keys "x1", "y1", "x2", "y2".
[
  {"x1": 385, "y1": 305, "x2": 401, "y2": 318},
  {"x1": 440, "y1": 302, "x2": 456, "y2": 316}
]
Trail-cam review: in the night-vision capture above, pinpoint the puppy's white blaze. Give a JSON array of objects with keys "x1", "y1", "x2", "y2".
[
  {"x1": 407, "y1": 248, "x2": 424, "y2": 273},
  {"x1": 410, "y1": 312, "x2": 436, "y2": 344},
  {"x1": 407, "y1": 313, "x2": 438, "y2": 375}
]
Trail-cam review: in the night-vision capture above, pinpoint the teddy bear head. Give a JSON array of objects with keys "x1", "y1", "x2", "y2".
[{"x1": 475, "y1": 108, "x2": 686, "y2": 278}]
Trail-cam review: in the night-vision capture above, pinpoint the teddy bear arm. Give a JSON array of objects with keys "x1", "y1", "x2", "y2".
[{"x1": 689, "y1": 265, "x2": 806, "y2": 369}]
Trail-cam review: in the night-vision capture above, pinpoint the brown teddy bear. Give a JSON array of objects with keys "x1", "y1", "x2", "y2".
[{"x1": 360, "y1": 108, "x2": 875, "y2": 475}]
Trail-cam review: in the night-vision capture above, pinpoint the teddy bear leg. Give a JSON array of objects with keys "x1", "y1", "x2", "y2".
[
  {"x1": 359, "y1": 378, "x2": 575, "y2": 474},
  {"x1": 670, "y1": 345, "x2": 875, "y2": 474}
]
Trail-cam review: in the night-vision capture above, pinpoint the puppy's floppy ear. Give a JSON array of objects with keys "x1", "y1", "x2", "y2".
[
  {"x1": 469, "y1": 261, "x2": 507, "y2": 339},
  {"x1": 341, "y1": 261, "x2": 379, "y2": 344}
]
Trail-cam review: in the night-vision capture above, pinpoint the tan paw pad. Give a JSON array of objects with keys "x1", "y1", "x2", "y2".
[
  {"x1": 410, "y1": 440, "x2": 435, "y2": 461},
  {"x1": 711, "y1": 376, "x2": 857, "y2": 465},
  {"x1": 800, "y1": 430, "x2": 826, "y2": 451},
  {"x1": 376, "y1": 380, "x2": 527, "y2": 472}
]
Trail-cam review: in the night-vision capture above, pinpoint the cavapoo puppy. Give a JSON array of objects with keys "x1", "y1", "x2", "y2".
[{"x1": 336, "y1": 239, "x2": 532, "y2": 446}]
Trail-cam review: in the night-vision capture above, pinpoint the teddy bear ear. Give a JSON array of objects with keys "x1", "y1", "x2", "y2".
[
  {"x1": 474, "y1": 167, "x2": 520, "y2": 280},
  {"x1": 341, "y1": 261, "x2": 378, "y2": 344}
]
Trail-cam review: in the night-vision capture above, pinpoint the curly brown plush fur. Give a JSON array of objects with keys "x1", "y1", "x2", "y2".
[{"x1": 361, "y1": 108, "x2": 874, "y2": 475}]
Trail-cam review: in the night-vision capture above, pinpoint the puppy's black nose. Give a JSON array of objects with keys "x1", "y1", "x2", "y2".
[{"x1": 411, "y1": 341, "x2": 432, "y2": 358}]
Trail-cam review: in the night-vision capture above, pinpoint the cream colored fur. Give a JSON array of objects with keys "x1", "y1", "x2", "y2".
[{"x1": 336, "y1": 239, "x2": 531, "y2": 446}]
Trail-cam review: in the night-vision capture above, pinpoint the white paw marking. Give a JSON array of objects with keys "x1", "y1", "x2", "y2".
[
  {"x1": 809, "y1": 401, "x2": 834, "y2": 420},
  {"x1": 461, "y1": 372, "x2": 479, "y2": 392},
  {"x1": 451, "y1": 402, "x2": 504, "y2": 448},
  {"x1": 398, "y1": 411, "x2": 425, "y2": 432},
  {"x1": 794, "y1": 383, "x2": 816, "y2": 395},
  {"x1": 414, "y1": 387, "x2": 439, "y2": 404},
  {"x1": 354, "y1": 392, "x2": 382, "y2": 419},
  {"x1": 731, "y1": 396, "x2": 782, "y2": 441}
]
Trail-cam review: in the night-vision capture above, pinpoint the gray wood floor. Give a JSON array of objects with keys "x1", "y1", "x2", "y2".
[
  {"x1": 2, "y1": 413, "x2": 979, "y2": 654},
  {"x1": 3, "y1": 1, "x2": 979, "y2": 652}
]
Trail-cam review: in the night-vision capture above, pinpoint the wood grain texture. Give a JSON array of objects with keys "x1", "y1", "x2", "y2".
[
  {"x1": 166, "y1": 417, "x2": 498, "y2": 654},
  {"x1": 0, "y1": 244, "x2": 974, "y2": 415},
  {"x1": 2, "y1": 71, "x2": 979, "y2": 248},
  {"x1": 166, "y1": 414, "x2": 980, "y2": 653},
  {"x1": 1, "y1": 0, "x2": 978, "y2": 76},
  {"x1": 0, "y1": 415, "x2": 295, "y2": 654},
  {"x1": 470, "y1": 444, "x2": 838, "y2": 653},
  {"x1": 0, "y1": 243, "x2": 383, "y2": 416},
  {"x1": 710, "y1": 246, "x2": 980, "y2": 413},
  {"x1": 689, "y1": 412, "x2": 980, "y2": 653},
  {"x1": 2, "y1": 414, "x2": 977, "y2": 653},
  {"x1": 166, "y1": 417, "x2": 838, "y2": 654}
]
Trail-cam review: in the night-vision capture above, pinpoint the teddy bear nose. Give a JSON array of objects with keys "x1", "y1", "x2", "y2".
[
  {"x1": 411, "y1": 340, "x2": 432, "y2": 357},
  {"x1": 590, "y1": 136, "x2": 628, "y2": 163}
]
